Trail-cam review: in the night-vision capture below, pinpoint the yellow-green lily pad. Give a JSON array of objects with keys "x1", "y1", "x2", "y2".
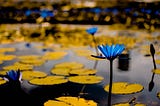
[
  {"x1": 54, "y1": 62, "x2": 84, "y2": 70},
  {"x1": 29, "y1": 76, "x2": 68, "y2": 85},
  {"x1": 22, "y1": 70, "x2": 47, "y2": 80},
  {"x1": 44, "y1": 96, "x2": 97, "y2": 106},
  {"x1": 68, "y1": 75, "x2": 104, "y2": 84},
  {"x1": 104, "y1": 82, "x2": 144, "y2": 94}
]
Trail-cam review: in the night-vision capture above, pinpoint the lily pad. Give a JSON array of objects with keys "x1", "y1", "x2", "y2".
[
  {"x1": 19, "y1": 59, "x2": 45, "y2": 66},
  {"x1": 29, "y1": 76, "x2": 68, "y2": 85},
  {"x1": 42, "y1": 51, "x2": 68, "y2": 60},
  {"x1": 51, "y1": 67, "x2": 71, "y2": 76},
  {"x1": 0, "y1": 47, "x2": 16, "y2": 53},
  {"x1": 44, "y1": 96, "x2": 97, "y2": 106},
  {"x1": 104, "y1": 82, "x2": 144, "y2": 94},
  {"x1": 152, "y1": 69, "x2": 160, "y2": 74},
  {"x1": 18, "y1": 55, "x2": 42, "y2": 60},
  {"x1": 73, "y1": 49, "x2": 94, "y2": 57},
  {"x1": 51, "y1": 67, "x2": 97, "y2": 76},
  {"x1": 54, "y1": 62, "x2": 84, "y2": 70},
  {"x1": 0, "y1": 54, "x2": 16, "y2": 61},
  {"x1": 0, "y1": 78, "x2": 7, "y2": 85},
  {"x1": 68, "y1": 75, "x2": 104, "y2": 84},
  {"x1": 69, "y1": 68, "x2": 97, "y2": 75},
  {"x1": 22, "y1": 71, "x2": 47, "y2": 80},
  {"x1": 3, "y1": 63, "x2": 33, "y2": 71},
  {"x1": 155, "y1": 59, "x2": 160, "y2": 64}
]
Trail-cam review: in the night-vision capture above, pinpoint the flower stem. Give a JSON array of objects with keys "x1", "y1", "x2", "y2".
[
  {"x1": 92, "y1": 35, "x2": 99, "y2": 69},
  {"x1": 108, "y1": 60, "x2": 113, "y2": 106}
]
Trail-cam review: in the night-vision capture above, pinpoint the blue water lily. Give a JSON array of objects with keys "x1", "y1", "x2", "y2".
[
  {"x1": 86, "y1": 27, "x2": 98, "y2": 35},
  {"x1": 92, "y1": 44, "x2": 125, "y2": 60},
  {"x1": 91, "y1": 44, "x2": 125, "y2": 106},
  {"x1": 5, "y1": 70, "x2": 22, "y2": 82}
]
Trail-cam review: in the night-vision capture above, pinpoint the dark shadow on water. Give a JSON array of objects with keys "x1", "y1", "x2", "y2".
[
  {"x1": 28, "y1": 82, "x2": 106, "y2": 106},
  {"x1": 0, "y1": 82, "x2": 37, "y2": 106}
]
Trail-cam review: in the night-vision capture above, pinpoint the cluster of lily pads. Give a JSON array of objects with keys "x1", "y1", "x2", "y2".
[{"x1": 0, "y1": 26, "x2": 159, "y2": 106}]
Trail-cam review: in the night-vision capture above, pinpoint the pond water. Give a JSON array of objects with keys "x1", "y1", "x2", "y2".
[{"x1": 0, "y1": 24, "x2": 160, "y2": 106}]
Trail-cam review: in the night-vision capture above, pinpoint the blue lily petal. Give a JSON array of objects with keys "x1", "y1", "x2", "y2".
[
  {"x1": 6, "y1": 70, "x2": 22, "y2": 82},
  {"x1": 97, "y1": 44, "x2": 125, "y2": 60},
  {"x1": 86, "y1": 27, "x2": 98, "y2": 35}
]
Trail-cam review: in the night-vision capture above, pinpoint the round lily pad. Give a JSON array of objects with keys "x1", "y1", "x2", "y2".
[
  {"x1": 0, "y1": 78, "x2": 7, "y2": 85},
  {"x1": 18, "y1": 55, "x2": 41, "y2": 60},
  {"x1": 3, "y1": 63, "x2": 33, "y2": 71},
  {"x1": 19, "y1": 59, "x2": 45, "y2": 66},
  {"x1": 69, "y1": 68, "x2": 97, "y2": 75},
  {"x1": 0, "y1": 47, "x2": 16, "y2": 53},
  {"x1": 0, "y1": 54, "x2": 16, "y2": 61},
  {"x1": 68, "y1": 75, "x2": 104, "y2": 84},
  {"x1": 29, "y1": 76, "x2": 68, "y2": 85},
  {"x1": 152, "y1": 69, "x2": 160, "y2": 74},
  {"x1": 155, "y1": 60, "x2": 160, "y2": 64},
  {"x1": 22, "y1": 71, "x2": 47, "y2": 80},
  {"x1": 73, "y1": 49, "x2": 94, "y2": 57},
  {"x1": 54, "y1": 62, "x2": 84, "y2": 70},
  {"x1": 42, "y1": 51, "x2": 68, "y2": 60},
  {"x1": 44, "y1": 96, "x2": 97, "y2": 106},
  {"x1": 104, "y1": 82, "x2": 144, "y2": 94},
  {"x1": 51, "y1": 67, "x2": 71, "y2": 76}
]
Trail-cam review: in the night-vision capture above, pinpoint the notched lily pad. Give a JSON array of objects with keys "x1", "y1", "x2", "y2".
[
  {"x1": 22, "y1": 70, "x2": 47, "y2": 80},
  {"x1": 29, "y1": 76, "x2": 68, "y2": 85},
  {"x1": 69, "y1": 68, "x2": 97, "y2": 75},
  {"x1": 104, "y1": 82, "x2": 144, "y2": 94},
  {"x1": 51, "y1": 67, "x2": 71, "y2": 76},
  {"x1": 44, "y1": 96, "x2": 97, "y2": 106},
  {"x1": 42, "y1": 51, "x2": 68, "y2": 60},
  {"x1": 152, "y1": 69, "x2": 160, "y2": 74},
  {"x1": 54, "y1": 61, "x2": 84, "y2": 70},
  {"x1": 3, "y1": 62, "x2": 33, "y2": 71},
  {"x1": 0, "y1": 77, "x2": 7, "y2": 85},
  {"x1": 68, "y1": 75, "x2": 104, "y2": 84}
]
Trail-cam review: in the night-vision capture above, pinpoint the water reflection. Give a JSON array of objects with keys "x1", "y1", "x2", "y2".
[
  {"x1": 118, "y1": 52, "x2": 130, "y2": 71},
  {"x1": 148, "y1": 44, "x2": 156, "y2": 92}
]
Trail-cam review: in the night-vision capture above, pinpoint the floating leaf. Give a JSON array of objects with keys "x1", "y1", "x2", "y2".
[
  {"x1": 73, "y1": 49, "x2": 94, "y2": 57},
  {"x1": 68, "y1": 75, "x2": 103, "y2": 84},
  {"x1": 22, "y1": 71, "x2": 47, "y2": 80},
  {"x1": 3, "y1": 63, "x2": 33, "y2": 71},
  {"x1": 113, "y1": 102, "x2": 130, "y2": 106},
  {"x1": 0, "y1": 47, "x2": 16, "y2": 53},
  {"x1": 104, "y1": 82, "x2": 144, "y2": 94},
  {"x1": 44, "y1": 96, "x2": 97, "y2": 106},
  {"x1": 0, "y1": 54, "x2": 16, "y2": 61},
  {"x1": 54, "y1": 62, "x2": 84, "y2": 70},
  {"x1": 51, "y1": 67, "x2": 71, "y2": 76},
  {"x1": 69, "y1": 68, "x2": 97, "y2": 75},
  {"x1": 19, "y1": 59, "x2": 45, "y2": 66},
  {"x1": 29, "y1": 76, "x2": 68, "y2": 85},
  {"x1": 0, "y1": 77, "x2": 7, "y2": 85},
  {"x1": 152, "y1": 69, "x2": 160, "y2": 74},
  {"x1": 42, "y1": 51, "x2": 68, "y2": 60},
  {"x1": 155, "y1": 59, "x2": 160, "y2": 64},
  {"x1": 18, "y1": 55, "x2": 41, "y2": 60}
]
